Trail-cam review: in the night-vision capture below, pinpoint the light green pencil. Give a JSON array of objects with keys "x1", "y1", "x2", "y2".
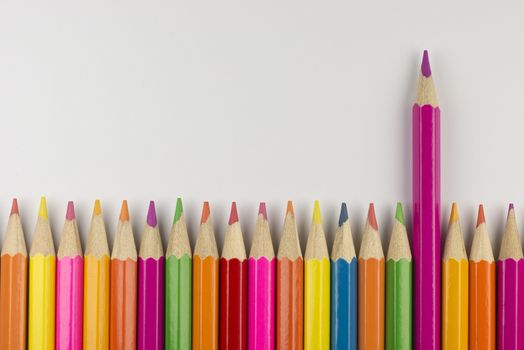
[
  {"x1": 165, "y1": 197, "x2": 192, "y2": 349},
  {"x1": 385, "y1": 203, "x2": 412, "y2": 350}
]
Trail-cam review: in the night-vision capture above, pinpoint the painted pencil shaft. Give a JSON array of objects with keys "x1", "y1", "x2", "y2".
[
  {"x1": 56, "y1": 256, "x2": 84, "y2": 350},
  {"x1": 193, "y1": 255, "x2": 219, "y2": 349},
  {"x1": 412, "y1": 50, "x2": 440, "y2": 350},
  {"x1": 138, "y1": 256, "x2": 165, "y2": 349},
  {"x1": 385, "y1": 259, "x2": 412, "y2": 350},
  {"x1": 29, "y1": 255, "x2": 56, "y2": 349},
  {"x1": 248, "y1": 257, "x2": 276, "y2": 349},
  {"x1": 276, "y1": 258, "x2": 303, "y2": 350},
  {"x1": 358, "y1": 258, "x2": 385, "y2": 349},
  {"x1": 469, "y1": 261, "x2": 495, "y2": 350},
  {"x1": 442, "y1": 259, "x2": 468, "y2": 349},
  {"x1": 331, "y1": 258, "x2": 357, "y2": 350},
  {"x1": 110, "y1": 259, "x2": 137, "y2": 350},
  {"x1": 166, "y1": 255, "x2": 192, "y2": 349},
  {"x1": 497, "y1": 259, "x2": 524, "y2": 348}
]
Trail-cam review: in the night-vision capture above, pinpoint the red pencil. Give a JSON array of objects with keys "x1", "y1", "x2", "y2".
[{"x1": 219, "y1": 202, "x2": 247, "y2": 350}]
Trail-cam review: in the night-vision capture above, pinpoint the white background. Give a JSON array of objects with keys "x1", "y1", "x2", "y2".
[{"x1": 1, "y1": 0, "x2": 524, "y2": 256}]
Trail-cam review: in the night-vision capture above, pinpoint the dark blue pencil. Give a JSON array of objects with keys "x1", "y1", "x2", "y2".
[{"x1": 330, "y1": 203, "x2": 358, "y2": 350}]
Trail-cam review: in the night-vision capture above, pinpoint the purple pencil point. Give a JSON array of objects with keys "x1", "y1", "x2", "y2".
[
  {"x1": 147, "y1": 201, "x2": 157, "y2": 227},
  {"x1": 421, "y1": 50, "x2": 432, "y2": 77},
  {"x1": 66, "y1": 201, "x2": 75, "y2": 220}
]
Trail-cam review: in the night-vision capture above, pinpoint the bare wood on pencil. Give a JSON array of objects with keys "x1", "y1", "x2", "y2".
[
  {"x1": 499, "y1": 207, "x2": 523, "y2": 260},
  {"x1": 166, "y1": 211, "x2": 191, "y2": 259},
  {"x1": 386, "y1": 218, "x2": 411, "y2": 261},
  {"x1": 58, "y1": 218, "x2": 82, "y2": 259},
  {"x1": 250, "y1": 213, "x2": 274, "y2": 259},
  {"x1": 277, "y1": 203, "x2": 302, "y2": 260},
  {"x1": 30, "y1": 216, "x2": 55, "y2": 257},
  {"x1": 470, "y1": 219, "x2": 494, "y2": 263},
  {"x1": 331, "y1": 219, "x2": 356, "y2": 262},
  {"x1": 112, "y1": 217, "x2": 137, "y2": 261},
  {"x1": 222, "y1": 221, "x2": 246, "y2": 260},
  {"x1": 85, "y1": 212, "x2": 109, "y2": 258},
  {"x1": 139, "y1": 224, "x2": 164, "y2": 259},
  {"x1": 2, "y1": 211, "x2": 27, "y2": 256},
  {"x1": 359, "y1": 222, "x2": 384, "y2": 260},
  {"x1": 415, "y1": 75, "x2": 438, "y2": 106},
  {"x1": 443, "y1": 205, "x2": 467, "y2": 261}
]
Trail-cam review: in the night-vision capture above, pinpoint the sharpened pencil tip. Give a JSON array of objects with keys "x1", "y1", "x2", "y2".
[
  {"x1": 509, "y1": 203, "x2": 515, "y2": 215},
  {"x1": 119, "y1": 200, "x2": 129, "y2": 222},
  {"x1": 395, "y1": 202, "x2": 404, "y2": 224},
  {"x1": 229, "y1": 202, "x2": 239, "y2": 225},
  {"x1": 10, "y1": 198, "x2": 19, "y2": 215},
  {"x1": 313, "y1": 200, "x2": 322, "y2": 224},
  {"x1": 450, "y1": 202, "x2": 459, "y2": 224},
  {"x1": 258, "y1": 202, "x2": 267, "y2": 220},
  {"x1": 38, "y1": 197, "x2": 48, "y2": 220},
  {"x1": 147, "y1": 201, "x2": 157, "y2": 227},
  {"x1": 338, "y1": 202, "x2": 348, "y2": 227},
  {"x1": 173, "y1": 197, "x2": 183, "y2": 224},
  {"x1": 367, "y1": 203, "x2": 378, "y2": 230},
  {"x1": 421, "y1": 50, "x2": 432, "y2": 77},
  {"x1": 201, "y1": 201, "x2": 210, "y2": 224},
  {"x1": 286, "y1": 201, "x2": 294, "y2": 216},
  {"x1": 93, "y1": 199, "x2": 102, "y2": 215},
  {"x1": 476, "y1": 204, "x2": 485, "y2": 227},
  {"x1": 66, "y1": 201, "x2": 76, "y2": 220}
]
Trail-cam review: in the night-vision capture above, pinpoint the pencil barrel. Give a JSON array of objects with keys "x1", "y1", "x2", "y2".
[
  {"x1": 385, "y1": 259, "x2": 412, "y2": 350},
  {"x1": 56, "y1": 256, "x2": 83, "y2": 350},
  {"x1": 358, "y1": 257, "x2": 385, "y2": 350},
  {"x1": 0, "y1": 254, "x2": 28, "y2": 350},
  {"x1": 219, "y1": 258, "x2": 248, "y2": 350},
  {"x1": 110, "y1": 258, "x2": 137, "y2": 350},
  {"x1": 29, "y1": 255, "x2": 56, "y2": 350},
  {"x1": 83, "y1": 255, "x2": 110, "y2": 350},
  {"x1": 276, "y1": 257, "x2": 303, "y2": 350},
  {"x1": 248, "y1": 257, "x2": 276, "y2": 349},
  {"x1": 469, "y1": 260, "x2": 495, "y2": 350},
  {"x1": 193, "y1": 255, "x2": 219, "y2": 350},
  {"x1": 412, "y1": 104, "x2": 441, "y2": 350},
  {"x1": 138, "y1": 256, "x2": 165, "y2": 350},
  {"x1": 442, "y1": 259, "x2": 468, "y2": 350},
  {"x1": 331, "y1": 258, "x2": 357, "y2": 350},
  {"x1": 304, "y1": 258, "x2": 330, "y2": 350},
  {"x1": 497, "y1": 259, "x2": 524, "y2": 349},
  {"x1": 165, "y1": 255, "x2": 192, "y2": 350}
]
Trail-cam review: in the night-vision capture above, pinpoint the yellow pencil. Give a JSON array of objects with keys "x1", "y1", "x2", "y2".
[
  {"x1": 28, "y1": 197, "x2": 56, "y2": 350},
  {"x1": 304, "y1": 200, "x2": 330, "y2": 350},
  {"x1": 84, "y1": 200, "x2": 110, "y2": 350},
  {"x1": 442, "y1": 203, "x2": 468, "y2": 349}
]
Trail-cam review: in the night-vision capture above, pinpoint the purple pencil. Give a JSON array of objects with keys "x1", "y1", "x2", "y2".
[
  {"x1": 412, "y1": 50, "x2": 440, "y2": 350},
  {"x1": 497, "y1": 204, "x2": 524, "y2": 349},
  {"x1": 138, "y1": 201, "x2": 165, "y2": 350}
]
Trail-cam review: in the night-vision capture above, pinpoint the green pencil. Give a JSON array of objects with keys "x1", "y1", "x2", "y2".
[
  {"x1": 385, "y1": 203, "x2": 412, "y2": 350},
  {"x1": 165, "y1": 197, "x2": 192, "y2": 349}
]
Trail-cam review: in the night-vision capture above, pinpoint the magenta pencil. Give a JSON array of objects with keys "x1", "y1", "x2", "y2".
[
  {"x1": 138, "y1": 201, "x2": 165, "y2": 350},
  {"x1": 497, "y1": 204, "x2": 524, "y2": 349},
  {"x1": 412, "y1": 50, "x2": 440, "y2": 350},
  {"x1": 248, "y1": 203, "x2": 276, "y2": 350},
  {"x1": 56, "y1": 201, "x2": 84, "y2": 350}
]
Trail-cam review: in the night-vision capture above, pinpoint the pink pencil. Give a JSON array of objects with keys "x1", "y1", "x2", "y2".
[
  {"x1": 56, "y1": 201, "x2": 84, "y2": 350},
  {"x1": 248, "y1": 202, "x2": 276, "y2": 349},
  {"x1": 412, "y1": 50, "x2": 440, "y2": 350}
]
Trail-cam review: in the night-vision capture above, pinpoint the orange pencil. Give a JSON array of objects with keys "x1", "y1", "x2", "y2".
[
  {"x1": 358, "y1": 203, "x2": 385, "y2": 350},
  {"x1": 0, "y1": 198, "x2": 28, "y2": 350},
  {"x1": 110, "y1": 200, "x2": 137, "y2": 350},
  {"x1": 192, "y1": 202, "x2": 219, "y2": 349},
  {"x1": 469, "y1": 205, "x2": 495, "y2": 350}
]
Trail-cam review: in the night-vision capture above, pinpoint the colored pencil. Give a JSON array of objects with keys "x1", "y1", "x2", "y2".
[
  {"x1": 193, "y1": 201, "x2": 219, "y2": 349},
  {"x1": 276, "y1": 201, "x2": 303, "y2": 350},
  {"x1": 56, "y1": 201, "x2": 83, "y2": 350},
  {"x1": 385, "y1": 203, "x2": 412, "y2": 350},
  {"x1": 469, "y1": 204, "x2": 495, "y2": 350},
  {"x1": 412, "y1": 49, "x2": 440, "y2": 350},
  {"x1": 497, "y1": 204, "x2": 524, "y2": 349},
  {"x1": 28, "y1": 197, "x2": 56, "y2": 350},
  {"x1": 304, "y1": 200, "x2": 330, "y2": 350},
  {"x1": 84, "y1": 199, "x2": 110, "y2": 350},
  {"x1": 138, "y1": 201, "x2": 165, "y2": 350},
  {"x1": 330, "y1": 202, "x2": 357, "y2": 350},
  {"x1": 358, "y1": 203, "x2": 385, "y2": 350},
  {"x1": 219, "y1": 202, "x2": 248, "y2": 349},
  {"x1": 110, "y1": 200, "x2": 137, "y2": 350},
  {"x1": 442, "y1": 203, "x2": 468, "y2": 349},
  {"x1": 248, "y1": 202, "x2": 276, "y2": 349},
  {"x1": 0, "y1": 198, "x2": 28, "y2": 350},
  {"x1": 166, "y1": 197, "x2": 192, "y2": 350}
]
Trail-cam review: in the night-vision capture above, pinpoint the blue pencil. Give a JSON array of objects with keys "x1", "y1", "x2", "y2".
[{"x1": 330, "y1": 203, "x2": 358, "y2": 350}]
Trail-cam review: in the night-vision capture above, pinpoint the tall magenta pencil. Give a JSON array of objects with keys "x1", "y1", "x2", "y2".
[
  {"x1": 412, "y1": 50, "x2": 440, "y2": 350},
  {"x1": 248, "y1": 202, "x2": 276, "y2": 350},
  {"x1": 497, "y1": 204, "x2": 524, "y2": 349},
  {"x1": 138, "y1": 201, "x2": 165, "y2": 350},
  {"x1": 56, "y1": 201, "x2": 83, "y2": 350}
]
